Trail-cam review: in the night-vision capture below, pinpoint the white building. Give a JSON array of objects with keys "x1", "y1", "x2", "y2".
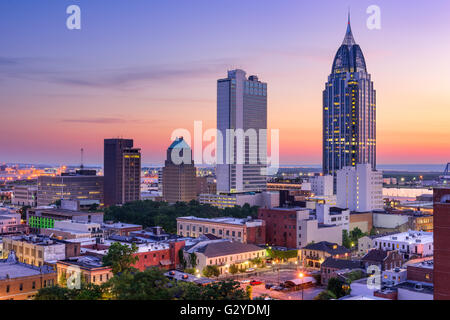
[
  {"x1": 310, "y1": 175, "x2": 333, "y2": 196},
  {"x1": 316, "y1": 204, "x2": 350, "y2": 231},
  {"x1": 337, "y1": 163, "x2": 383, "y2": 212},
  {"x1": 216, "y1": 69, "x2": 267, "y2": 193},
  {"x1": 294, "y1": 209, "x2": 343, "y2": 247},
  {"x1": 372, "y1": 230, "x2": 433, "y2": 258},
  {"x1": 12, "y1": 185, "x2": 37, "y2": 207}
]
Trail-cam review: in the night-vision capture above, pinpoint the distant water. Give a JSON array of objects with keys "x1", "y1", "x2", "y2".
[
  {"x1": 377, "y1": 164, "x2": 446, "y2": 173},
  {"x1": 279, "y1": 164, "x2": 446, "y2": 173}
]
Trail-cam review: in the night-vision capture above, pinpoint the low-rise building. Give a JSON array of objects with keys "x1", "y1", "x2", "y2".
[
  {"x1": 373, "y1": 211, "x2": 433, "y2": 232},
  {"x1": 0, "y1": 251, "x2": 56, "y2": 300},
  {"x1": 177, "y1": 216, "x2": 265, "y2": 245},
  {"x1": 300, "y1": 241, "x2": 350, "y2": 269},
  {"x1": 0, "y1": 212, "x2": 28, "y2": 236},
  {"x1": 320, "y1": 257, "x2": 364, "y2": 285},
  {"x1": 56, "y1": 255, "x2": 113, "y2": 286},
  {"x1": 102, "y1": 221, "x2": 142, "y2": 237},
  {"x1": 259, "y1": 207, "x2": 343, "y2": 249},
  {"x1": 198, "y1": 191, "x2": 279, "y2": 209},
  {"x1": 26, "y1": 203, "x2": 104, "y2": 233},
  {"x1": 361, "y1": 249, "x2": 403, "y2": 272},
  {"x1": 41, "y1": 220, "x2": 103, "y2": 240},
  {"x1": 349, "y1": 212, "x2": 373, "y2": 234},
  {"x1": 2, "y1": 235, "x2": 80, "y2": 267},
  {"x1": 372, "y1": 230, "x2": 433, "y2": 259},
  {"x1": 12, "y1": 185, "x2": 37, "y2": 207},
  {"x1": 316, "y1": 204, "x2": 350, "y2": 231},
  {"x1": 183, "y1": 239, "x2": 266, "y2": 275},
  {"x1": 405, "y1": 259, "x2": 433, "y2": 284}
]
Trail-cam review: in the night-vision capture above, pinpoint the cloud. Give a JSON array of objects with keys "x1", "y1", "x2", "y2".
[
  {"x1": 60, "y1": 117, "x2": 159, "y2": 125},
  {"x1": 0, "y1": 56, "x2": 234, "y2": 90}
]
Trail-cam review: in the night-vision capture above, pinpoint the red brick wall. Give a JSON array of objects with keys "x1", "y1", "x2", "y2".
[
  {"x1": 374, "y1": 290, "x2": 397, "y2": 300},
  {"x1": 407, "y1": 266, "x2": 433, "y2": 283},
  {"x1": 258, "y1": 208, "x2": 297, "y2": 249},
  {"x1": 246, "y1": 223, "x2": 266, "y2": 245},
  {"x1": 0, "y1": 273, "x2": 56, "y2": 300},
  {"x1": 433, "y1": 188, "x2": 450, "y2": 300},
  {"x1": 132, "y1": 240, "x2": 185, "y2": 271}
]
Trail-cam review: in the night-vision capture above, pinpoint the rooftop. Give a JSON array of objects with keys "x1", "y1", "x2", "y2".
[
  {"x1": 177, "y1": 216, "x2": 262, "y2": 226},
  {"x1": 321, "y1": 257, "x2": 363, "y2": 270},
  {"x1": 375, "y1": 230, "x2": 433, "y2": 244},
  {"x1": 189, "y1": 240, "x2": 264, "y2": 258},
  {"x1": 0, "y1": 252, "x2": 55, "y2": 279},
  {"x1": 302, "y1": 241, "x2": 350, "y2": 255}
]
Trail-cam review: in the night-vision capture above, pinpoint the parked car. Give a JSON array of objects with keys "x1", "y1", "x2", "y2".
[
  {"x1": 270, "y1": 286, "x2": 283, "y2": 291},
  {"x1": 240, "y1": 279, "x2": 251, "y2": 284},
  {"x1": 246, "y1": 268, "x2": 255, "y2": 272},
  {"x1": 250, "y1": 280, "x2": 263, "y2": 286},
  {"x1": 265, "y1": 283, "x2": 274, "y2": 289}
]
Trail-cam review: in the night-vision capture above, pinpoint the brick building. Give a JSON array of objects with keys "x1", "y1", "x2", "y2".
[
  {"x1": 320, "y1": 257, "x2": 364, "y2": 285},
  {"x1": 258, "y1": 207, "x2": 343, "y2": 249},
  {"x1": 177, "y1": 216, "x2": 265, "y2": 245},
  {"x1": 433, "y1": 187, "x2": 450, "y2": 300},
  {"x1": 57, "y1": 255, "x2": 113, "y2": 286},
  {"x1": 0, "y1": 252, "x2": 56, "y2": 300},
  {"x1": 300, "y1": 241, "x2": 350, "y2": 269},
  {"x1": 406, "y1": 259, "x2": 433, "y2": 284},
  {"x1": 361, "y1": 249, "x2": 403, "y2": 272}
]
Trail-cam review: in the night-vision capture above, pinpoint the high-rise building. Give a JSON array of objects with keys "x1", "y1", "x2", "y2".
[
  {"x1": 336, "y1": 163, "x2": 383, "y2": 212},
  {"x1": 216, "y1": 69, "x2": 267, "y2": 194},
  {"x1": 104, "y1": 139, "x2": 141, "y2": 206},
  {"x1": 323, "y1": 15, "x2": 376, "y2": 177},
  {"x1": 37, "y1": 170, "x2": 103, "y2": 207},
  {"x1": 433, "y1": 187, "x2": 450, "y2": 300},
  {"x1": 162, "y1": 137, "x2": 197, "y2": 203}
]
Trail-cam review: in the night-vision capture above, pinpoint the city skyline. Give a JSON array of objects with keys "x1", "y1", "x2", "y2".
[{"x1": 1, "y1": 0, "x2": 450, "y2": 166}]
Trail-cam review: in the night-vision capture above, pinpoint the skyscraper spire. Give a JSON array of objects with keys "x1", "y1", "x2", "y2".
[{"x1": 342, "y1": 9, "x2": 356, "y2": 46}]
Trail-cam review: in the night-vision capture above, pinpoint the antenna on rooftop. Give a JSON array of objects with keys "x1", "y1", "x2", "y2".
[{"x1": 80, "y1": 148, "x2": 84, "y2": 169}]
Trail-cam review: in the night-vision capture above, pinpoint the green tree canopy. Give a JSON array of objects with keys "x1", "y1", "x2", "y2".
[{"x1": 102, "y1": 242, "x2": 139, "y2": 275}]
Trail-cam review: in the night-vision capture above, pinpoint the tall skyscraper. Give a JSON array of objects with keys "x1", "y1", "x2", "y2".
[
  {"x1": 216, "y1": 69, "x2": 267, "y2": 194},
  {"x1": 104, "y1": 139, "x2": 141, "y2": 206},
  {"x1": 323, "y1": 15, "x2": 376, "y2": 177},
  {"x1": 162, "y1": 137, "x2": 197, "y2": 203}
]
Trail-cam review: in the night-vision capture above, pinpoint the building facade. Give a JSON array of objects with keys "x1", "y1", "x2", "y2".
[
  {"x1": 337, "y1": 163, "x2": 383, "y2": 212},
  {"x1": 433, "y1": 187, "x2": 450, "y2": 300},
  {"x1": 104, "y1": 138, "x2": 141, "y2": 206},
  {"x1": 12, "y1": 185, "x2": 37, "y2": 207},
  {"x1": 162, "y1": 137, "x2": 197, "y2": 203},
  {"x1": 216, "y1": 69, "x2": 267, "y2": 194},
  {"x1": 37, "y1": 171, "x2": 104, "y2": 207},
  {"x1": 177, "y1": 216, "x2": 265, "y2": 245},
  {"x1": 323, "y1": 17, "x2": 376, "y2": 177},
  {"x1": 0, "y1": 252, "x2": 56, "y2": 300}
]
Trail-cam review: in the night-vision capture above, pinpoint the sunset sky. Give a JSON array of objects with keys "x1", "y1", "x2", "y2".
[{"x1": 1, "y1": 0, "x2": 449, "y2": 166}]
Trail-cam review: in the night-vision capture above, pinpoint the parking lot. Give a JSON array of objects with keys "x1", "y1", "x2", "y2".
[{"x1": 237, "y1": 269, "x2": 326, "y2": 300}]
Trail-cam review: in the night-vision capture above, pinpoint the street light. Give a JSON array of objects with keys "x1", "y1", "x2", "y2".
[{"x1": 299, "y1": 272, "x2": 304, "y2": 300}]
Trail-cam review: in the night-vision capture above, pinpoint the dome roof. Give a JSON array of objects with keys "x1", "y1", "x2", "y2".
[{"x1": 331, "y1": 16, "x2": 367, "y2": 74}]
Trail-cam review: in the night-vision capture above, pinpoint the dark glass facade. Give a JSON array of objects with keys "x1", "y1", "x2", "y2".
[{"x1": 323, "y1": 19, "x2": 376, "y2": 177}]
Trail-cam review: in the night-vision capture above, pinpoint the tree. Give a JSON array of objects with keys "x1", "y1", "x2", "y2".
[
  {"x1": 102, "y1": 242, "x2": 139, "y2": 275},
  {"x1": 246, "y1": 285, "x2": 253, "y2": 300},
  {"x1": 178, "y1": 249, "x2": 187, "y2": 269},
  {"x1": 189, "y1": 252, "x2": 197, "y2": 268},
  {"x1": 314, "y1": 290, "x2": 337, "y2": 300},
  {"x1": 342, "y1": 230, "x2": 352, "y2": 249},
  {"x1": 197, "y1": 281, "x2": 250, "y2": 300},
  {"x1": 34, "y1": 286, "x2": 72, "y2": 300},
  {"x1": 327, "y1": 277, "x2": 348, "y2": 299},
  {"x1": 203, "y1": 265, "x2": 220, "y2": 278},
  {"x1": 109, "y1": 267, "x2": 174, "y2": 300},
  {"x1": 229, "y1": 264, "x2": 239, "y2": 274}
]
